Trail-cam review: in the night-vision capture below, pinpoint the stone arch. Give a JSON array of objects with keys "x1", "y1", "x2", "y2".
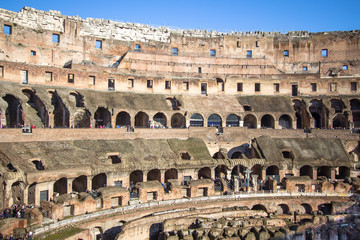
[
  {"x1": 92, "y1": 173, "x2": 107, "y2": 190},
  {"x1": 11, "y1": 181, "x2": 25, "y2": 204},
  {"x1": 350, "y1": 99, "x2": 360, "y2": 127},
  {"x1": 116, "y1": 111, "x2": 131, "y2": 127},
  {"x1": 216, "y1": 78, "x2": 225, "y2": 91},
  {"x1": 300, "y1": 165, "x2": 313, "y2": 179},
  {"x1": 212, "y1": 151, "x2": 225, "y2": 160},
  {"x1": 2, "y1": 94, "x2": 24, "y2": 128},
  {"x1": 215, "y1": 165, "x2": 229, "y2": 179},
  {"x1": 243, "y1": 114, "x2": 257, "y2": 129},
  {"x1": 94, "y1": 107, "x2": 111, "y2": 128},
  {"x1": 207, "y1": 113, "x2": 222, "y2": 127},
  {"x1": 54, "y1": 178, "x2": 67, "y2": 195},
  {"x1": 336, "y1": 166, "x2": 350, "y2": 179},
  {"x1": 165, "y1": 169, "x2": 178, "y2": 183},
  {"x1": 332, "y1": 114, "x2": 348, "y2": 129},
  {"x1": 226, "y1": 114, "x2": 240, "y2": 127},
  {"x1": 266, "y1": 165, "x2": 279, "y2": 175},
  {"x1": 69, "y1": 91, "x2": 84, "y2": 108},
  {"x1": 171, "y1": 113, "x2": 185, "y2": 128},
  {"x1": 279, "y1": 114, "x2": 292, "y2": 129},
  {"x1": 190, "y1": 113, "x2": 204, "y2": 127},
  {"x1": 232, "y1": 165, "x2": 247, "y2": 178},
  {"x1": 31, "y1": 160, "x2": 45, "y2": 170},
  {"x1": 251, "y1": 204, "x2": 267, "y2": 212},
  {"x1": 74, "y1": 109, "x2": 91, "y2": 128},
  {"x1": 276, "y1": 204, "x2": 290, "y2": 214},
  {"x1": 293, "y1": 99, "x2": 310, "y2": 129},
  {"x1": 72, "y1": 175, "x2": 87, "y2": 193},
  {"x1": 135, "y1": 111, "x2": 149, "y2": 128},
  {"x1": 330, "y1": 99, "x2": 346, "y2": 113},
  {"x1": 251, "y1": 164, "x2": 263, "y2": 179},
  {"x1": 130, "y1": 170, "x2": 143, "y2": 186},
  {"x1": 309, "y1": 100, "x2": 328, "y2": 129},
  {"x1": 166, "y1": 97, "x2": 180, "y2": 110},
  {"x1": 228, "y1": 143, "x2": 259, "y2": 159},
  {"x1": 317, "y1": 166, "x2": 331, "y2": 179},
  {"x1": 261, "y1": 114, "x2": 274, "y2": 128},
  {"x1": 198, "y1": 167, "x2": 211, "y2": 179},
  {"x1": 49, "y1": 91, "x2": 70, "y2": 128},
  {"x1": 147, "y1": 169, "x2": 161, "y2": 182},
  {"x1": 318, "y1": 203, "x2": 332, "y2": 215},
  {"x1": 153, "y1": 112, "x2": 167, "y2": 127},
  {"x1": 28, "y1": 182, "x2": 36, "y2": 205},
  {"x1": 300, "y1": 203, "x2": 313, "y2": 214},
  {"x1": 22, "y1": 89, "x2": 49, "y2": 127}
]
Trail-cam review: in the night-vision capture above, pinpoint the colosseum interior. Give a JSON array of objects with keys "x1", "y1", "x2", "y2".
[{"x1": 0, "y1": 6, "x2": 360, "y2": 240}]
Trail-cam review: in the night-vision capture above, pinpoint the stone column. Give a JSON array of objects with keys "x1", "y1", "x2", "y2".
[
  {"x1": 87, "y1": 176, "x2": 92, "y2": 191},
  {"x1": 312, "y1": 168, "x2": 318, "y2": 180},
  {"x1": 111, "y1": 114, "x2": 116, "y2": 128},
  {"x1": 274, "y1": 120, "x2": 279, "y2": 129},
  {"x1": 261, "y1": 169, "x2": 266, "y2": 181},
  {"x1": 67, "y1": 178, "x2": 74, "y2": 194},
  {"x1": 48, "y1": 112, "x2": 54, "y2": 128},
  {"x1": 160, "y1": 170, "x2": 165, "y2": 183},
  {"x1": 330, "y1": 168, "x2": 336, "y2": 182}
]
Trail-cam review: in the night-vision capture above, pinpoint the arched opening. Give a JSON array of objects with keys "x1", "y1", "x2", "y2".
[
  {"x1": 350, "y1": 99, "x2": 360, "y2": 127},
  {"x1": 336, "y1": 166, "x2": 350, "y2": 179},
  {"x1": 228, "y1": 144, "x2": 259, "y2": 159},
  {"x1": 190, "y1": 113, "x2": 204, "y2": 127},
  {"x1": 212, "y1": 151, "x2": 225, "y2": 159},
  {"x1": 11, "y1": 181, "x2": 25, "y2": 204},
  {"x1": 130, "y1": 170, "x2": 143, "y2": 186},
  {"x1": 69, "y1": 92, "x2": 84, "y2": 107},
  {"x1": 293, "y1": 99, "x2": 310, "y2": 129},
  {"x1": 251, "y1": 204, "x2": 267, "y2": 212},
  {"x1": 28, "y1": 183, "x2": 36, "y2": 205},
  {"x1": 300, "y1": 165, "x2": 313, "y2": 179},
  {"x1": 310, "y1": 100, "x2": 328, "y2": 129},
  {"x1": 330, "y1": 99, "x2": 346, "y2": 114},
  {"x1": 32, "y1": 160, "x2": 45, "y2": 170},
  {"x1": 171, "y1": 113, "x2": 185, "y2": 128},
  {"x1": 54, "y1": 178, "x2": 67, "y2": 195},
  {"x1": 22, "y1": 89, "x2": 49, "y2": 127},
  {"x1": 164, "y1": 169, "x2": 178, "y2": 183},
  {"x1": 153, "y1": 112, "x2": 167, "y2": 128},
  {"x1": 94, "y1": 107, "x2": 111, "y2": 128},
  {"x1": 74, "y1": 109, "x2": 91, "y2": 128},
  {"x1": 300, "y1": 203, "x2": 313, "y2": 214},
  {"x1": 2, "y1": 94, "x2": 24, "y2": 128},
  {"x1": 231, "y1": 165, "x2": 247, "y2": 178},
  {"x1": 216, "y1": 78, "x2": 224, "y2": 92},
  {"x1": 166, "y1": 97, "x2": 181, "y2": 110},
  {"x1": 261, "y1": 114, "x2": 274, "y2": 129},
  {"x1": 198, "y1": 167, "x2": 211, "y2": 179},
  {"x1": 215, "y1": 165, "x2": 228, "y2": 179},
  {"x1": 332, "y1": 114, "x2": 348, "y2": 129},
  {"x1": 266, "y1": 165, "x2": 280, "y2": 183},
  {"x1": 276, "y1": 204, "x2": 290, "y2": 214},
  {"x1": 243, "y1": 114, "x2": 257, "y2": 129},
  {"x1": 50, "y1": 91, "x2": 70, "y2": 128},
  {"x1": 207, "y1": 114, "x2": 222, "y2": 127},
  {"x1": 251, "y1": 164, "x2": 262, "y2": 179},
  {"x1": 318, "y1": 203, "x2": 332, "y2": 215},
  {"x1": 317, "y1": 166, "x2": 331, "y2": 180},
  {"x1": 147, "y1": 169, "x2": 161, "y2": 182},
  {"x1": 116, "y1": 111, "x2": 131, "y2": 127},
  {"x1": 92, "y1": 173, "x2": 107, "y2": 190},
  {"x1": 226, "y1": 114, "x2": 240, "y2": 127},
  {"x1": 135, "y1": 111, "x2": 149, "y2": 128},
  {"x1": 279, "y1": 114, "x2": 292, "y2": 129},
  {"x1": 72, "y1": 175, "x2": 87, "y2": 193}
]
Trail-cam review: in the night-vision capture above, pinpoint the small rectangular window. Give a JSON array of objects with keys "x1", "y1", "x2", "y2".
[
  {"x1": 237, "y1": 41, "x2": 241, "y2": 48},
  {"x1": 114, "y1": 181, "x2": 122, "y2": 187},
  {"x1": 0, "y1": 66, "x2": 3, "y2": 77},
  {"x1": 134, "y1": 44, "x2": 141, "y2": 52},
  {"x1": 237, "y1": 83, "x2": 243, "y2": 92},
  {"x1": 183, "y1": 81, "x2": 189, "y2": 90},
  {"x1": 283, "y1": 50, "x2": 289, "y2": 57},
  {"x1": 96, "y1": 40, "x2": 102, "y2": 49},
  {"x1": 256, "y1": 41, "x2": 259, "y2": 47},
  {"x1": 68, "y1": 74, "x2": 74, "y2": 83},
  {"x1": 255, "y1": 83, "x2": 260, "y2": 92},
  {"x1": 108, "y1": 78, "x2": 115, "y2": 91},
  {"x1": 274, "y1": 83, "x2": 280, "y2": 92},
  {"x1": 172, "y1": 48, "x2": 178, "y2": 56},
  {"x1": 311, "y1": 83, "x2": 317, "y2": 92},
  {"x1": 89, "y1": 75, "x2": 95, "y2": 85},
  {"x1": 52, "y1": 33, "x2": 60, "y2": 43},
  {"x1": 45, "y1": 71, "x2": 53, "y2": 82},
  {"x1": 330, "y1": 82, "x2": 337, "y2": 92},
  {"x1": 351, "y1": 82, "x2": 357, "y2": 91},
  {"x1": 322, "y1": 49, "x2": 328, "y2": 57},
  {"x1": 246, "y1": 50, "x2": 252, "y2": 58},
  {"x1": 198, "y1": 67, "x2": 202, "y2": 73},
  {"x1": 147, "y1": 80, "x2": 153, "y2": 88},
  {"x1": 343, "y1": 65, "x2": 348, "y2": 70},
  {"x1": 303, "y1": 66, "x2": 308, "y2": 71},
  {"x1": 4, "y1": 25, "x2": 12, "y2": 35},
  {"x1": 210, "y1": 49, "x2": 216, "y2": 57},
  {"x1": 165, "y1": 80, "x2": 171, "y2": 89},
  {"x1": 21, "y1": 70, "x2": 28, "y2": 84},
  {"x1": 128, "y1": 78, "x2": 134, "y2": 87}
]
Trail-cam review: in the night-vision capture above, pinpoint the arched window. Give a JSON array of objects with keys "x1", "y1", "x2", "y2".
[
  {"x1": 190, "y1": 113, "x2": 204, "y2": 127},
  {"x1": 208, "y1": 114, "x2": 222, "y2": 127},
  {"x1": 226, "y1": 114, "x2": 240, "y2": 127}
]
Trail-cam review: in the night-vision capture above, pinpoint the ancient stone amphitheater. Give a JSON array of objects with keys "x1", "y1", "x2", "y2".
[{"x1": 0, "y1": 6, "x2": 360, "y2": 240}]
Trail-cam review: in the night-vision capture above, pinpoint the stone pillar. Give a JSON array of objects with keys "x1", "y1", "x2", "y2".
[
  {"x1": 48, "y1": 112, "x2": 54, "y2": 128},
  {"x1": 160, "y1": 170, "x2": 165, "y2": 184},
  {"x1": 313, "y1": 168, "x2": 318, "y2": 180},
  {"x1": 279, "y1": 169, "x2": 286, "y2": 182},
  {"x1": 67, "y1": 178, "x2": 74, "y2": 194},
  {"x1": 87, "y1": 176, "x2": 92, "y2": 191},
  {"x1": 261, "y1": 169, "x2": 266, "y2": 181},
  {"x1": 233, "y1": 176, "x2": 240, "y2": 192},
  {"x1": 90, "y1": 117, "x2": 96, "y2": 128},
  {"x1": 274, "y1": 120, "x2": 279, "y2": 129},
  {"x1": 111, "y1": 114, "x2": 116, "y2": 128},
  {"x1": 210, "y1": 167, "x2": 215, "y2": 180},
  {"x1": 130, "y1": 116, "x2": 135, "y2": 128},
  {"x1": 252, "y1": 175, "x2": 258, "y2": 191},
  {"x1": 23, "y1": 186, "x2": 29, "y2": 205},
  {"x1": 203, "y1": 117, "x2": 208, "y2": 128},
  {"x1": 331, "y1": 168, "x2": 336, "y2": 182}
]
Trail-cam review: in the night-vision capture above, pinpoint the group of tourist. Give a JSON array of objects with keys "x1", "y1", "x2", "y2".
[
  {"x1": 0, "y1": 204, "x2": 27, "y2": 220},
  {"x1": 0, "y1": 231, "x2": 33, "y2": 240},
  {"x1": 85, "y1": 189, "x2": 99, "y2": 199}
]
